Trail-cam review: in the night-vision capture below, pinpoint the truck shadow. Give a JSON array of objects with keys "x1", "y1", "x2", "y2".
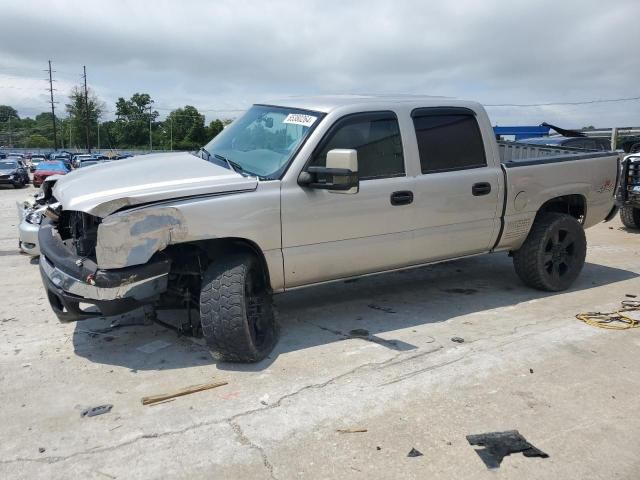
[{"x1": 71, "y1": 253, "x2": 638, "y2": 372}]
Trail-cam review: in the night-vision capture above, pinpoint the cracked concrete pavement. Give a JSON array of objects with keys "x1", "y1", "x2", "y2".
[{"x1": 1, "y1": 185, "x2": 639, "y2": 479}]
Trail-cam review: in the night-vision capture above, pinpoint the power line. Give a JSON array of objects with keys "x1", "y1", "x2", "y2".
[{"x1": 485, "y1": 96, "x2": 640, "y2": 107}]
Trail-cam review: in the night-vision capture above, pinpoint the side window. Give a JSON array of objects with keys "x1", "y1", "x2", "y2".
[
  {"x1": 597, "y1": 138, "x2": 611, "y2": 151},
  {"x1": 310, "y1": 112, "x2": 404, "y2": 180},
  {"x1": 565, "y1": 139, "x2": 597, "y2": 150},
  {"x1": 412, "y1": 111, "x2": 487, "y2": 173}
]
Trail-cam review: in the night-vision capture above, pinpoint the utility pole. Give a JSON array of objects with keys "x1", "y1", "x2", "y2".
[
  {"x1": 97, "y1": 122, "x2": 100, "y2": 151},
  {"x1": 149, "y1": 105, "x2": 153, "y2": 152},
  {"x1": 170, "y1": 116, "x2": 173, "y2": 151},
  {"x1": 82, "y1": 65, "x2": 91, "y2": 153},
  {"x1": 8, "y1": 117, "x2": 12, "y2": 148},
  {"x1": 46, "y1": 60, "x2": 58, "y2": 150}
]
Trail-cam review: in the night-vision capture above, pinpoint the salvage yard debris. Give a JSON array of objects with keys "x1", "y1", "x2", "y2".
[
  {"x1": 141, "y1": 380, "x2": 228, "y2": 405},
  {"x1": 576, "y1": 300, "x2": 640, "y2": 330},
  {"x1": 81, "y1": 404, "x2": 113, "y2": 417},
  {"x1": 466, "y1": 430, "x2": 548, "y2": 469},
  {"x1": 407, "y1": 448, "x2": 424, "y2": 457}
]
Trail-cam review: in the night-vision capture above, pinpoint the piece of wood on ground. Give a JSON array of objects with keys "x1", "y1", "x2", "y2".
[
  {"x1": 141, "y1": 380, "x2": 228, "y2": 405},
  {"x1": 336, "y1": 428, "x2": 368, "y2": 433}
]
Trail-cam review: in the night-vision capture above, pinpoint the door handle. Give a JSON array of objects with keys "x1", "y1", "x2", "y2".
[
  {"x1": 390, "y1": 190, "x2": 413, "y2": 206},
  {"x1": 472, "y1": 182, "x2": 492, "y2": 196}
]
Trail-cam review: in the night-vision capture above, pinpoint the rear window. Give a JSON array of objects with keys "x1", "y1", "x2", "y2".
[
  {"x1": 412, "y1": 109, "x2": 487, "y2": 173},
  {"x1": 0, "y1": 161, "x2": 18, "y2": 168},
  {"x1": 37, "y1": 162, "x2": 67, "y2": 172}
]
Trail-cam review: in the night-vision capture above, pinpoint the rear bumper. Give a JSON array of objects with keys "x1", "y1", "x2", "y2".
[{"x1": 38, "y1": 221, "x2": 170, "y2": 322}]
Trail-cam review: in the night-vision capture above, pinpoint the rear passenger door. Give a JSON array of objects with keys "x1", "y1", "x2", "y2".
[
  {"x1": 410, "y1": 108, "x2": 501, "y2": 262},
  {"x1": 281, "y1": 111, "x2": 416, "y2": 287}
]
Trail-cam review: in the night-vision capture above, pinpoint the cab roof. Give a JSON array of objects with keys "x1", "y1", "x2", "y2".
[{"x1": 258, "y1": 94, "x2": 481, "y2": 114}]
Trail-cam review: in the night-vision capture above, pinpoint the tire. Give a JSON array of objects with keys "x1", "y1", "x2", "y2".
[
  {"x1": 620, "y1": 206, "x2": 640, "y2": 229},
  {"x1": 199, "y1": 253, "x2": 277, "y2": 362},
  {"x1": 513, "y1": 213, "x2": 587, "y2": 291}
]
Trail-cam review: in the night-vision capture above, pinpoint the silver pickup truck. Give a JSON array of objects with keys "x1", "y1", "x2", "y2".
[{"x1": 37, "y1": 96, "x2": 620, "y2": 362}]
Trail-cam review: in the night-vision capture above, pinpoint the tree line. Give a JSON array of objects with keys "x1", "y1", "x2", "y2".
[{"x1": 0, "y1": 88, "x2": 232, "y2": 151}]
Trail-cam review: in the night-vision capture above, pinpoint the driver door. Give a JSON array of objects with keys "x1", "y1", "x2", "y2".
[{"x1": 281, "y1": 111, "x2": 416, "y2": 288}]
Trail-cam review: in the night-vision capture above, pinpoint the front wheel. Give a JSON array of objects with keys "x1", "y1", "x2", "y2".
[
  {"x1": 513, "y1": 213, "x2": 587, "y2": 291},
  {"x1": 620, "y1": 206, "x2": 640, "y2": 229},
  {"x1": 199, "y1": 253, "x2": 277, "y2": 362}
]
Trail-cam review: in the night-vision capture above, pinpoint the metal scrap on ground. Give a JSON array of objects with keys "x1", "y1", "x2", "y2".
[
  {"x1": 407, "y1": 448, "x2": 424, "y2": 457},
  {"x1": 466, "y1": 430, "x2": 549, "y2": 469},
  {"x1": 141, "y1": 380, "x2": 228, "y2": 405},
  {"x1": 81, "y1": 404, "x2": 113, "y2": 417}
]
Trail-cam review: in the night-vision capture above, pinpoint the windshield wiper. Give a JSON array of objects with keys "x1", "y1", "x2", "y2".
[{"x1": 214, "y1": 154, "x2": 256, "y2": 177}]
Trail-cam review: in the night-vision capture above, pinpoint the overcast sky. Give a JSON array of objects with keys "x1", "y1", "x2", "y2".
[{"x1": 1, "y1": 0, "x2": 638, "y2": 127}]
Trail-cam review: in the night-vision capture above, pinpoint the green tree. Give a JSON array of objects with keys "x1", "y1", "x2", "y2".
[
  {"x1": 26, "y1": 134, "x2": 51, "y2": 148},
  {"x1": 114, "y1": 93, "x2": 159, "y2": 148},
  {"x1": 206, "y1": 119, "x2": 225, "y2": 140},
  {"x1": 0, "y1": 105, "x2": 19, "y2": 121},
  {"x1": 66, "y1": 86, "x2": 104, "y2": 149},
  {"x1": 163, "y1": 106, "x2": 206, "y2": 150}
]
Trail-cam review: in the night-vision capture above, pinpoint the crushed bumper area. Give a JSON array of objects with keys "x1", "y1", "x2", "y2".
[
  {"x1": 38, "y1": 221, "x2": 170, "y2": 322},
  {"x1": 40, "y1": 256, "x2": 170, "y2": 322}
]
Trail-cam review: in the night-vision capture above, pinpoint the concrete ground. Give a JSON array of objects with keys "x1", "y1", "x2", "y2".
[{"x1": 0, "y1": 184, "x2": 639, "y2": 480}]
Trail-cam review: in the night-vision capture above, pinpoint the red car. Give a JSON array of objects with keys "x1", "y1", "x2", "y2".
[{"x1": 32, "y1": 161, "x2": 70, "y2": 187}]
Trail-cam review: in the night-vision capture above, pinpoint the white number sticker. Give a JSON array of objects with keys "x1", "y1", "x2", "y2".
[{"x1": 283, "y1": 113, "x2": 317, "y2": 127}]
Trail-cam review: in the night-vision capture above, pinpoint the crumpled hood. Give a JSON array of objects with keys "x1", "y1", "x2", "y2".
[{"x1": 52, "y1": 152, "x2": 258, "y2": 217}]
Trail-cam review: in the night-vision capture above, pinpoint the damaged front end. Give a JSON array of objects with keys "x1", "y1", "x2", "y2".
[{"x1": 38, "y1": 207, "x2": 171, "y2": 322}]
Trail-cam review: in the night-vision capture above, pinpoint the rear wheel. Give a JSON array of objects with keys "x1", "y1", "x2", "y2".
[
  {"x1": 199, "y1": 252, "x2": 277, "y2": 362},
  {"x1": 513, "y1": 213, "x2": 587, "y2": 291},
  {"x1": 620, "y1": 206, "x2": 640, "y2": 229}
]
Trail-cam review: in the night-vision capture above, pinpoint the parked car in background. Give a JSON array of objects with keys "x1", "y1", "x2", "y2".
[
  {"x1": 518, "y1": 135, "x2": 612, "y2": 151},
  {"x1": 618, "y1": 153, "x2": 640, "y2": 229},
  {"x1": 72, "y1": 154, "x2": 93, "y2": 168},
  {"x1": 79, "y1": 160, "x2": 108, "y2": 168},
  {"x1": 30, "y1": 155, "x2": 47, "y2": 172},
  {"x1": 50, "y1": 152, "x2": 73, "y2": 170},
  {"x1": 0, "y1": 159, "x2": 30, "y2": 188},
  {"x1": 33, "y1": 160, "x2": 69, "y2": 187},
  {"x1": 18, "y1": 202, "x2": 45, "y2": 255}
]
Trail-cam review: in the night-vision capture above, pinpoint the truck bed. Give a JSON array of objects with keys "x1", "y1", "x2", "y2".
[{"x1": 497, "y1": 140, "x2": 614, "y2": 165}]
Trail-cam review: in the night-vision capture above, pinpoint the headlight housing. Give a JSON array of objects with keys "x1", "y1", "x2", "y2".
[{"x1": 26, "y1": 211, "x2": 43, "y2": 225}]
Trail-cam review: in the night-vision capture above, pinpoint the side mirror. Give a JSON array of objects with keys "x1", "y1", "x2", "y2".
[{"x1": 298, "y1": 149, "x2": 359, "y2": 194}]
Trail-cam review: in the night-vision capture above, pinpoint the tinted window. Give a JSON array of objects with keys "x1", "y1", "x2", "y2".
[
  {"x1": 413, "y1": 113, "x2": 486, "y2": 173},
  {"x1": 564, "y1": 138, "x2": 597, "y2": 150},
  {"x1": 311, "y1": 112, "x2": 404, "y2": 180}
]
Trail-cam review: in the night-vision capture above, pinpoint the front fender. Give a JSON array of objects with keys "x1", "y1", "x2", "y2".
[{"x1": 96, "y1": 207, "x2": 188, "y2": 269}]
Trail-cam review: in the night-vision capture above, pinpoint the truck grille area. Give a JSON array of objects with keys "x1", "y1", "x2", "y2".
[
  {"x1": 627, "y1": 158, "x2": 640, "y2": 202},
  {"x1": 57, "y1": 210, "x2": 101, "y2": 258}
]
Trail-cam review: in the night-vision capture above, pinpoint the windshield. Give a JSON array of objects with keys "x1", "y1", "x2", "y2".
[
  {"x1": 202, "y1": 105, "x2": 322, "y2": 178},
  {"x1": 37, "y1": 162, "x2": 67, "y2": 172},
  {"x1": 0, "y1": 161, "x2": 18, "y2": 169}
]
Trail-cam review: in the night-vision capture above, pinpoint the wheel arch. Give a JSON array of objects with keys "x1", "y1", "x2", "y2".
[
  {"x1": 167, "y1": 237, "x2": 274, "y2": 292},
  {"x1": 536, "y1": 194, "x2": 587, "y2": 223}
]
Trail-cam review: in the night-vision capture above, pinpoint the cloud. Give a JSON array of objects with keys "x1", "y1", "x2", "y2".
[{"x1": 0, "y1": 0, "x2": 638, "y2": 126}]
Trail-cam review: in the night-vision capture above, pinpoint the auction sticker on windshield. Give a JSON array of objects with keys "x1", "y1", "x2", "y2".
[{"x1": 283, "y1": 113, "x2": 317, "y2": 127}]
